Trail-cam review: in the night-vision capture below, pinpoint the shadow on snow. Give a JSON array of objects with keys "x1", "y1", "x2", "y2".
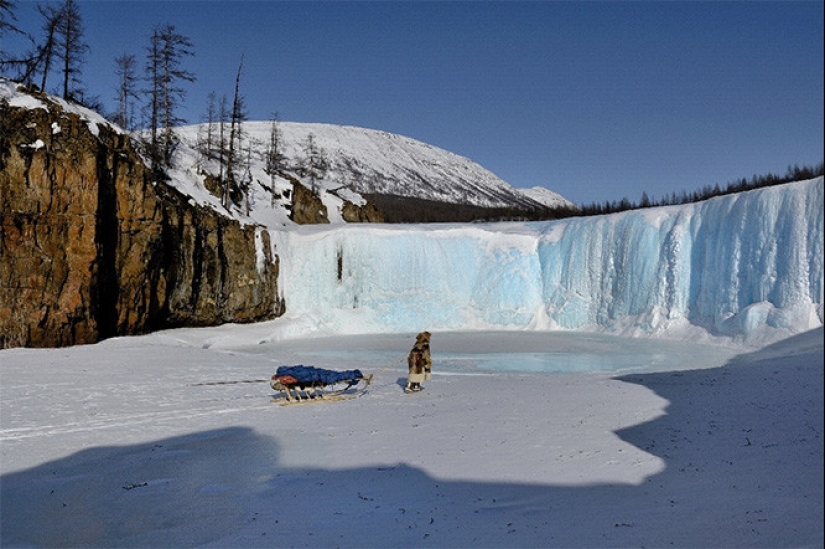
[{"x1": 2, "y1": 330, "x2": 822, "y2": 548}]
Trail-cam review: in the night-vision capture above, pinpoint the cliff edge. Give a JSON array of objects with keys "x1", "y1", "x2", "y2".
[{"x1": 1, "y1": 82, "x2": 283, "y2": 349}]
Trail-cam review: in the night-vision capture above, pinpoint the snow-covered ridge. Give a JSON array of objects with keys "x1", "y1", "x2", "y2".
[
  {"x1": 173, "y1": 121, "x2": 575, "y2": 223},
  {"x1": 520, "y1": 185, "x2": 576, "y2": 209},
  {"x1": 266, "y1": 177, "x2": 824, "y2": 345},
  {"x1": 276, "y1": 122, "x2": 563, "y2": 208}
]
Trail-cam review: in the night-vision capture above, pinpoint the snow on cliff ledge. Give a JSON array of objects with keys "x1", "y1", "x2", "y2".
[{"x1": 0, "y1": 78, "x2": 119, "y2": 137}]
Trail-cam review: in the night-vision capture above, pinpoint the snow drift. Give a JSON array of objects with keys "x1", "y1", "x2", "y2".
[{"x1": 268, "y1": 178, "x2": 823, "y2": 344}]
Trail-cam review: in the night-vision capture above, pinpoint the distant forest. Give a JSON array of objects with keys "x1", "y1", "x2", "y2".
[
  {"x1": 2, "y1": 1, "x2": 821, "y2": 225},
  {"x1": 363, "y1": 193, "x2": 577, "y2": 224},
  {"x1": 372, "y1": 162, "x2": 824, "y2": 224},
  {"x1": 575, "y1": 162, "x2": 825, "y2": 218}
]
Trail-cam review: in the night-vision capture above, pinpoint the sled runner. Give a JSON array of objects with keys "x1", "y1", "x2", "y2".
[{"x1": 270, "y1": 365, "x2": 373, "y2": 406}]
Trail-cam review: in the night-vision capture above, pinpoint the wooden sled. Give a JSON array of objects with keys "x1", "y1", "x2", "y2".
[{"x1": 270, "y1": 366, "x2": 373, "y2": 406}]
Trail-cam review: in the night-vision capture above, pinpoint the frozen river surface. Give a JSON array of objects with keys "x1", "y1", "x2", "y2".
[{"x1": 245, "y1": 331, "x2": 741, "y2": 375}]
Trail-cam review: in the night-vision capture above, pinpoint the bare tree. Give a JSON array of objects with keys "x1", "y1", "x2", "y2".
[
  {"x1": 266, "y1": 112, "x2": 286, "y2": 207},
  {"x1": 13, "y1": 5, "x2": 61, "y2": 91},
  {"x1": 144, "y1": 28, "x2": 161, "y2": 168},
  {"x1": 113, "y1": 53, "x2": 138, "y2": 130},
  {"x1": 145, "y1": 23, "x2": 195, "y2": 169},
  {"x1": 55, "y1": 0, "x2": 87, "y2": 100},
  {"x1": 198, "y1": 90, "x2": 217, "y2": 160},
  {"x1": 158, "y1": 24, "x2": 195, "y2": 163},
  {"x1": 0, "y1": 0, "x2": 22, "y2": 39},
  {"x1": 242, "y1": 140, "x2": 254, "y2": 215},
  {"x1": 217, "y1": 93, "x2": 229, "y2": 184},
  {"x1": 1, "y1": 0, "x2": 84, "y2": 98},
  {"x1": 34, "y1": 3, "x2": 60, "y2": 91},
  {"x1": 224, "y1": 55, "x2": 247, "y2": 209},
  {"x1": 301, "y1": 132, "x2": 328, "y2": 194},
  {"x1": 0, "y1": 0, "x2": 35, "y2": 79}
]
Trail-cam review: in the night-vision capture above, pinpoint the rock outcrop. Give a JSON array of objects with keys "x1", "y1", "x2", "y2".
[
  {"x1": 341, "y1": 196, "x2": 384, "y2": 223},
  {"x1": 288, "y1": 179, "x2": 330, "y2": 225},
  {"x1": 285, "y1": 178, "x2": 385, "y2": 224},
  {"x1": 1, "y1": 85, "x2": 282, "y2": 349}
]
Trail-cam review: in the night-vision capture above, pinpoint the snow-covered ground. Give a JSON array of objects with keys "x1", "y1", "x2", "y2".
[{"x1": 1, "y1": 326, "x2": 822, "y2": 547}]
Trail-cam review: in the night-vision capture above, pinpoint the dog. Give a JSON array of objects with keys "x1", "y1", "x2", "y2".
[{"x1": 405, "y1": 331, "x2": 432, "y2": 393}]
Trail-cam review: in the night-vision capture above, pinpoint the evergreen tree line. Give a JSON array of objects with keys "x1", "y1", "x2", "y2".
[
  {"x1": 362, "y1": 193, "x2": 574, "y2": 224},
  {"x1": 369, "y1": 162, "x2": 824, "y2": 224},
  {"x1": 575, "y1": 162, "x2": 825, "y2": 218}
]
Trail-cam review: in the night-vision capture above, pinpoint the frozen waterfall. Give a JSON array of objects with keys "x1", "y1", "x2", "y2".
[{"x1": 268, "y1": 178, "x2": 823, "y2": 344}]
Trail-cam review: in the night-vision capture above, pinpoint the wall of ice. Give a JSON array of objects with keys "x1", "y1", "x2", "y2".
[{"x1": 269, "y1": 178, "x2": 823, "y2": 343}]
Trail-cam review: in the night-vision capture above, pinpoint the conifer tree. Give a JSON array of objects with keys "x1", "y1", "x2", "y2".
[
  {"x1": 301, "y1": 132, "x2": 328, "y2": 194},
  {"x1": 224, "y1": 55, "x2": 247, "y2": 208},
  {"x1": 55, "y1": 0, "x2": 86, "y2": 101},
  {"x1": 0, "y1": 0, "x2": 22, "y2": 39},
  {"x1": 266, "y1": 112, "x2": 286, "y2": 207},
  {"x1": 113, "y1": 53, "x2": 138, "y2": 130},
  {"x1": 144, "y1": 23, "x2": 195, "y2": 170}
]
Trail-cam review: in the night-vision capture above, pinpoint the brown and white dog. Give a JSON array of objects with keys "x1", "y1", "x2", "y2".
[{"x1": 405, "y1": 331, "x2": 432, "y2": 393}]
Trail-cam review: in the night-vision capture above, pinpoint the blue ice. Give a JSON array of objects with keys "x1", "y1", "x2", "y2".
[{"x1": 268, "y1": 178, "x2": 823, "y2": 345}]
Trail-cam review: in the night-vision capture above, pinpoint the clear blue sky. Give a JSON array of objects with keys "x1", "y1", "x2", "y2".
[{"x1": 5, "y1": 1, "x2": 823, "y2": 206}]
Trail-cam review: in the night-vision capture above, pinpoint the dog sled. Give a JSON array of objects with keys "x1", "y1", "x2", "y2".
[{"x1": 270, "y1": 365, "x2": 373, "y2": 406}]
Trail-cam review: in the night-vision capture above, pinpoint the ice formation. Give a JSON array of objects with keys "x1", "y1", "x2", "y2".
[{"x1": 268, "y1": 177, "x2": 823, "y2": 344}]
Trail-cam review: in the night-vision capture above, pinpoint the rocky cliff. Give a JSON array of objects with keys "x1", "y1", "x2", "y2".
[{"x1": 1, "y1": 84, "x2": 283, "y2": 349}]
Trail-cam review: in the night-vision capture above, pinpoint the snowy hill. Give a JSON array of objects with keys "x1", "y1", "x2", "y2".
[
  {"x1": 519, "y1": 185, "x2": 577, "y2": 209},
  {"x1": 171, "y1": 121, "x2": 574, "y2": 226},
  {"x1": 1, "y1": 79, "x2": 574, "y2": 226}
]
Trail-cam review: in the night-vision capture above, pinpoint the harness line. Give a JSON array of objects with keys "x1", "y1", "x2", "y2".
[{"x1": 190, "y1": 355, "x2": 407, "y2": 387}]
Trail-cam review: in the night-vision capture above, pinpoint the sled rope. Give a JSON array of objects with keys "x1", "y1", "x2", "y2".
[
  {"x1": 376, "y1": 356, "x2": 406, "y2": 373},
  {"x1": 191, "y1": 379, "x2": 271, "y2": 386},
  {"x1": 191, "y1": 356, "x2": 406, "y2": 387}
]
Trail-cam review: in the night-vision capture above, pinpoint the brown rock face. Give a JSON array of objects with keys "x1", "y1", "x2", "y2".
[
  {"x1": 341, "y1": 199, "x2": 384, "y2": 223},
  {"x1": 1, "y1": 87, "x2": 282, "y2": 349},
  {"x1": 158, "y1": 195, "x2": 282, "y2": 328},
  {"x1": 289, "y1": 180, "x2": 330, "y2": 225},
  {"x1": 286, "y1": 175, "x2": 384, "y2": 224}
]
